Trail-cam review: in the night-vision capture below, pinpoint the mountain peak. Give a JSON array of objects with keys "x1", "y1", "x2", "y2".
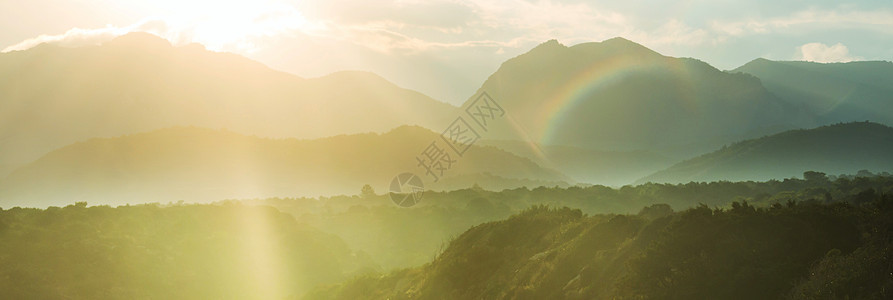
[
  {"x1": 104, "y1": 32, "x2": 173, "y2": 49},
  {"x1": 527, "y1": 39, "x2": 567, "y2": 54},
  {"x1": 601, "y1": 36, "x2": 635, "y2": 45},
  {"x1": 511, "y1": 37, "x2": 658, "y2": 66},
  {"x1": 586, "y1": 37, "x2": 660, "y2": 56},
  {"x1": 539, "y1": 39, "x2": 564, "y2": 48},
  {"x1": 731, "y1": 58, "x2": 774, "y2": 73}
]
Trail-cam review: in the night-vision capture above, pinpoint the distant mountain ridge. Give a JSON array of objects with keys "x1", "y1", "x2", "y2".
[
  {"x1": 0, "y1": 126, "x2": 569, "y2": 207},
  {"x1": 4, "y1": 34, "x2": 893, "y2": 192},
  {"x1": 638, "y1": 122, "x2": 893, "y2": 184},
  {"x1": 0, "y1": 32, "x2": 458, "y2": 167},
  {"x1": 464, "y1": 37, "x2": 806, "y2": 157},
  {"x1": 732, "y1": 59, "x2": 893, "y2": 126},
  {"x1": 475, "y1": 139, "x2": 674, "y2": 186}
]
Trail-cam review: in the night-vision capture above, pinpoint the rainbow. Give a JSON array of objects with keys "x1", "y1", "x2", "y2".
[{"x1": 532, "y1": 55, "x2": 699, "y2": 146}]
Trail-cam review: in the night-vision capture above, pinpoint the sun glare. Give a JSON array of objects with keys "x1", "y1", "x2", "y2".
[{"x1": 146, "y1": 0, "x2": 309, "y2": 52}]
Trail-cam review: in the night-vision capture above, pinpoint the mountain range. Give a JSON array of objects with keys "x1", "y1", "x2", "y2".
[
  {"x1": 733, "y1": 58, "x2": 893, "y2": 125},
  {"x1": 0, "y1": 33, "x2": 457, "y2": 168},
  {"x1": 1, "y1": 32, "x2": 892, "y2": 205},
  {"x1": 464, "y1": 38, "x2": 810, "y2": 157},
  {"x1": 0, "y1": 126, "x2": 567, "y2": 207}
]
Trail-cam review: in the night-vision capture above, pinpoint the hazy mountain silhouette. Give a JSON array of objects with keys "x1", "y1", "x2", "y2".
[
  {"x1": 6, "y1": 34, "x2": 892, "y2": 195},
  {"x1": 463, "y1": 38, "x2": 806, "y2": 158},
  {"x1": 638, "y1": 122, "x2": 893, "y2": 184},
  {"x1": 0, "y1": 126, "x2": 568, "y2": 207},
  {"x1": 0, "y1": 32, "x2": 457, "y2": 169},
  {"x1": 477, "y1": 139, "x2": 674, "y2": 186},
  {"x1": 732, "y1": 59, "x2": 893, "y2": 125}
]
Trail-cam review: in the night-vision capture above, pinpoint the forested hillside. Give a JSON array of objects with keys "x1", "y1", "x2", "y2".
[
  {"x1": 306, "y1": 175, "x2": 893, "y2": 299},
  {"x1": 0, "y1": 203, "x2": 376, "y2": 299},
  {"x1": 1, "y1": 173, "x2": 890, "y2": 299}
]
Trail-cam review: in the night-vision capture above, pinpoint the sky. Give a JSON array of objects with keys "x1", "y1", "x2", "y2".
[{"x1": 2, "y1": 0, "x2": 892, "y2": 105}]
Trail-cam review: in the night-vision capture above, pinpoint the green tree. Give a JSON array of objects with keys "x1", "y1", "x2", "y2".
[
  {"x1": 360, "y1": 184, "x2": 376, "y2": 199},
  {"x1": 803, "y1": 171, "x2": 829, "y2": 184}
]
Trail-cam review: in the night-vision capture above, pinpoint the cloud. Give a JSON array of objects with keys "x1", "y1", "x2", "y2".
[
  {"x1": 0, "y1": 0, "x2": 727, "y2": 55},
  {"x1": 3, "y1": 0, "x2": 891, "y2": 103},
  {"x1": 1, "y1": 19, "x2": 173, "y2": 53},
  {"x1": 1, "y1": 1, "x2": 312, "y2": 54},
  {"x1": 2, "y1": 26, "x2": 124, "y2": 52},
  {"x1": 626, "y1": 19, "x2": 712, "y2": 46},
  {"x1": 711, "y1": 9, "x2": 893, "y2": 37},
  {"x1": 292, "y1": 0, "x2": 636, "y2": 54},
  {"x1": 298, "y1": 0, "x2": 477, "y2": 29},
  {"x1": 797, "y1": 42, "x2": 857, "y2": 63},
  {"x1": 6, "y1": 1, "x2": 893, "y2": 57}
]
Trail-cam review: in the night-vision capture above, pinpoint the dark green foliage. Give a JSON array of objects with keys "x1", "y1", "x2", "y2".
[
  {"x1": 620, "y1": 201, "x2": 861, "y2": 299},
  {"x1": 788, "y1": 193, "x2": 893, "y2": 299},
  {"x1": 637, "y1": 203, "x2": 673, "y2": 220},
  {"x1": 260, "y1": 173, "x2": 893, "y2": 273},
  {"x1": 309, "y1": 175, "x2": 893, "y2": 299}
]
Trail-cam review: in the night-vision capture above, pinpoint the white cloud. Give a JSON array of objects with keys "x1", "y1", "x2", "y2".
[
  {"x1": 0, "y1": 0, "x2": 724, "y2": 55},
  {"x1": 1, "y1": 19, "x2": 175, "y2": 53},
  {"x1": 797, "y1": 42, "x2": 857, "y2": 63},
  {"x1": 2, "y1": 26, "x2": 125, "y2": 52},
  {"x1": 711, "y1": 9, "x2": 893, "y2": 37},
  {"x1": 1, "y1": 1, "x2": 312, "y2": 54},
  {"x1": 626, "y1": 19, "x2": 711, "y2": 46}
]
